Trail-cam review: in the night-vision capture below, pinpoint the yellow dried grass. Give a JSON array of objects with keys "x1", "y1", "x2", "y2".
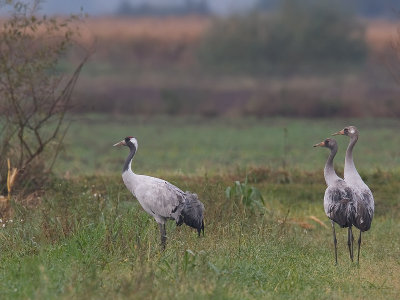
[
  {"x1": 308, "y1": 215, "x2": 329, "y2": 229},
  {"x1": 7, "y1": 158, "x2": 18, "y2": 201}
]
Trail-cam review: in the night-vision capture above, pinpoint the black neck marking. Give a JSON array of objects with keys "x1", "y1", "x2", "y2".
[{"x1": 123, "y1": 142, "x2": 136, "y2": 172}]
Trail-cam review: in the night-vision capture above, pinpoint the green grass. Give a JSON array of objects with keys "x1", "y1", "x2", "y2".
[
  {"x1": 0, "y1": 171, "x2": 399, "y2": 299},
  {"x1": 1, "y1": 116, "x2": 399, "y2": 299},
  {"x1": 59, "y1": 115, "x2": 400, "y2": 175}
]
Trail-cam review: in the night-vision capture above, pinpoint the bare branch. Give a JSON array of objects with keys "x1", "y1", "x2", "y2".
[{"x1": 0, "y1": 0, "x2": 90, "y2": 192}]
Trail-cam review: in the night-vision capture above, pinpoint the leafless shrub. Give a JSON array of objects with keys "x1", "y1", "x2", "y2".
[{"x1": 0, "y1": 0, "x2": 90, "y2": 195}]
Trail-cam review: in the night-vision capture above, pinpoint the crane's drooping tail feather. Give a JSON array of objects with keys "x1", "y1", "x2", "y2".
[
  {"x1": 176, "y1": 192, "x2": 205, "y2": 236},
  {"x1": 354, "y1": 193, "x2": 374, "y2": 232}
]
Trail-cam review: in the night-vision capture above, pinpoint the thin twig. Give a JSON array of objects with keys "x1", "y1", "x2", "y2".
[{"x1": 47, "y1": 120, "x2": 71, "y2": 173}]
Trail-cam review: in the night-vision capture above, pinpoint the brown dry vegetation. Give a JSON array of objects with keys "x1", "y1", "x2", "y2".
[
  {"x1": 79, "y1": 17, "x2": 400, "y2": 57},
  {"x1": 84, "y1": 16, "x2": 211, "y2": 43},
  {"x1": 73, "y1": 65, "x2": 400, "y2": 118},
  {"x1": 77, "y1": 16, "x2": 211, "y2": 64},
  {"x1": 2, "y1": 15, "x2": 397, "y2": 62},
  {"x1": 83, "y1": 16, "x2": 398, "y2": 48}
]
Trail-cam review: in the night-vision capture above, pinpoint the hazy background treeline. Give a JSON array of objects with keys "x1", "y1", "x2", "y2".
[
  {"x1": 114, "y1": 0, "x2": 400, "y2": 17},
  {"x1": 46, "y1": 0, "x2": 400, "y2": 18},
  {"x1": 61, "y1": 0, "x2": 400, "y2": 117}
]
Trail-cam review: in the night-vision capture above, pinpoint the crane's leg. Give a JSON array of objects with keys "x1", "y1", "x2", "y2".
[
  {"x1": 351, "y1": 226, "x2": 354, "y2": 261},
  {"x1": 331, "y1": 221, "x2": 338, "y2": 265},
  {"x1": 347, "y1": 226, "x2": 354, "y2": 262},
  {"x1": 197, "y1": 220, "x2": 205, "y2": 237},
  {"x1": 158, "y1": 223, "x2": 167, "y2": 250},
  {"x1": 357, "y1": 230, "x2": 362, "y2": 264}
]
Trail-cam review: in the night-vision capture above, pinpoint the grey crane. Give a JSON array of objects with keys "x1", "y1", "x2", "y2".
[
  {"x1": 314, "y1": 138, "x2": 358, "y2": 264},
  {"x1": 114, "y1": 136, "x2": 205, "y2": 249},
  {"x1": 332, "y1": 126, "x2": 374, "y2": 264}
]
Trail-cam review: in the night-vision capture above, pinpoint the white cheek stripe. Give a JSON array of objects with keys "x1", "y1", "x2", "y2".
[{"x1": 130, "y1": 138, "x2": 138, "y2": 149}]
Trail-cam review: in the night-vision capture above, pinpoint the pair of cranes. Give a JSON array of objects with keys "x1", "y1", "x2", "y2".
[
  {"x1": 113, "y1": 125, "x2": 374, "y2": 265},
  {"x1": 314, "y1": 126, "x2": 374, "y2": 264}
]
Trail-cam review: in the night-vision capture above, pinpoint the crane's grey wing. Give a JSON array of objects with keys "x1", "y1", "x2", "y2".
[
  {"x1": 133, "y1": 178, "x2": 185, "y2": 221},
  {"x1": 354, "y1": 190, "x2": 374, "y2": 231},
  {"x1": 324, "y1": 185, "x2": 356, "y2": 228},
  {"x1": 163, "y1": 181, "x2": 187, "y2": 217},
  {"x1": 133, "y1": 176, "x2": 204, "y2": 233}
]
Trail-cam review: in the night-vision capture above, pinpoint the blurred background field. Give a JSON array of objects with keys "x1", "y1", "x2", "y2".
[{"x1": 60, "y1": 115, "x2": 400, "y2": 175}]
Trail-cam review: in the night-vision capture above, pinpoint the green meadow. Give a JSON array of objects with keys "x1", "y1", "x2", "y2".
[
  {"x1": 59, "y1": 115, "x2": 400, "y2": 175},
  {"x1": 1, "y1": 116, "x2": 399, "y2": 299}
]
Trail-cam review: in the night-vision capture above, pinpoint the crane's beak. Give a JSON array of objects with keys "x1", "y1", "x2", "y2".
[
  {"x1": 313, "y1": 141, "x2": 325, "y2": 147},
  {"x1": 113, "y1": 140, "x2": 126, "y2": 147},
  {"x1": 332, "y1": 129, "x2": 345, "y2": 136}
]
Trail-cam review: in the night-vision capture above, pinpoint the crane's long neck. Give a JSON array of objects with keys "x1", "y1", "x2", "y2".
[
  {"x1": 123, "y1": 144, "x2": 136, "y2": 173},
  {"x1": 324, "y1": 144, "x2": 341, "y2": 186},
  {"x1": 344, "y1": 134, "x2": 361, "y2": 182}
]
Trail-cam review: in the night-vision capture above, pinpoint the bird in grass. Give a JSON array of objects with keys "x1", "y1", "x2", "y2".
[
  {"x1": 114, "y1": 136, "x2": 204, "y2": 249},
  {"x1": 332, "y1": 126, "x2": 374, "y2": 264},
  {"x1": 314, "y1": 138, "x2": 358, "y2": 264}
]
